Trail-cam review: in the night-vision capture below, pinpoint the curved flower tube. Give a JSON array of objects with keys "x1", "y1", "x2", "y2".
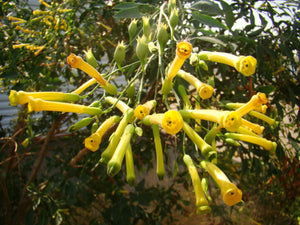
[
  {"x1": 105, "y1": 96, "x2": 132, "y2": 114},
  {"x1": 247, "y1": 110, "x2": 278, "y2": 127},
  {"x1": 134, "y1": 100, "x2": 156, "y2": 120},
  {"x1": 180, "y1": 109, "x2": 242, "y2": 132},
  {"x1": 183, "y1": 155, "x2": 211, "y2": 215},
  {"x1": 152, "y1": 124, "x2": 165, "y2": 180},
  {"x1": 85, "y1": 116, "x2": 121, "y2": 152},
  {"x1": 162, "y1": 41, "x2": 193, "y2": 95},
  {"x1": 225, "y1": 132, "x2": 277, "y2": 153},
  {"x1": 27, "y1": 97, "x2": 102, "y2": 115},
  {"x1": 142, "y1": 110, "x2": 183, "y2": 135},
  {"x1": 226, "y1": 102, "x2": 268, "y2": 114},
  {"x1": 177, "y1": 70, "x2": 214, "y2": 100},
  {"x1": 198, "y1": 51, "x2": 257, "y2": 76},
  {"x1": 182, "y1": 122, "x2": 216, "y2": 161},
  {"x1": 125, "y1": 145, "x2": 136, "y2": 186},
  {"x1": 100, "y1": 109, "x2": 134, "y2": 165},
  {"x1": 200, "y1": 161, "x2": 242, "y2": 206},
  {"x1": 9, "y1": 90, "x2": 80, "y2": 106},
  {"x1": 72, "y1": 78, "x2": 97, "y2": 95},
  {"x1": 67, "y1": 53, "x2": 117, "y2": 95},
  {"x1": 235, "y1": 92, "x2": 268, "y2": 116},
  {"x1": 107, "y1": 124, "x2": 135, "y2": 177}
]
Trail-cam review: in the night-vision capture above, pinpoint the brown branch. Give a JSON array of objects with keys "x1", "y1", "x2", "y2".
[{"x1": 69, "y1": 148, "x2": 90, "y2": 167}]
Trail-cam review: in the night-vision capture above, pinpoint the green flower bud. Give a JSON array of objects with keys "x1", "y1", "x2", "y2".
[
  {"x1": 199, "y1": 60, "x2": 209, "y2": 71},
  {"x1": 142, "y1": 16, "x2": 151, "y2": 39},
  {"x1": 84, "y1": 49, "x2": 98, "y2": 68},
  {"x1": 190, "y1": 53, "x2": 199, "y2": 67},
  {"x1": 114, "y1": 41, "x2": 126, "y2": 67},
  {"x1": 91, "y1": 121, "x2": 98, "y2": 134},
  {"x1": 68, "y1": 117, "x2": 94, "y2": 132},
  {"x1": 157, "y1": 23, "x2": 169, "y2": 51},
  {"x1": 136, "y1": 35, "x2": 149, "y2": 65},
  {"x1": 170, "y1": 8, "x2": 179, "y2": 30},
  {"x1": 168, "y1": 0, "x2": 176, "y2": 14},
  {"x1": 128, "y1": 19, "x2": 138, "y2": 44}
]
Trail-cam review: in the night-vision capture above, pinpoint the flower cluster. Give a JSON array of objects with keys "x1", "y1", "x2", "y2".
[{"x1": 8, "y1": 0, "x2": 278, "y2": 215}]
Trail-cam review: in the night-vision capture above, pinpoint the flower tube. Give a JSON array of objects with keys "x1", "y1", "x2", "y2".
[
  {"x1": 241, "y1": 119, "x2": 265, "y2": 135},
  {"x1": 107, "y1": 124, "x2": 135, "y2": 177},
  {"x1": 27, "y1": 97, "x2": 102, "y2": 115},
  {"x1": 152, "y1": 124, "x2": 165, "y2": 180},
  {"x1": 100, "y1": 109, "x2": 134, "y2": 165},
  {"x1": 235, "y1": 92, "x2": 268, "y2": 116},
  {"x1": 85, "y1": 116, "x2": 121, "y2": 152},
  {"x1": 247, "y1": 110, "x2": 278, "y2": 127},
  {"x1": 177, "y1": 70, "x2": 214, "y2": 100},
  {"x1": 125, "y1": 145, "x2": 136, "y2": 186},
  {"x1": 162, "y1": 41, "x2": 193, "y2": 95},
  {"x1": 72, "y1": 78, "x2": 97, "y2": 95},
  {"x1": 198, "y1": 51, "x2": 257, "y2": 76},
  {"x1": 67, "y1": 53, "x2": 117, "y2": 95},
  {"x1": 105, "y1": 96, "x2": 132, "y2": 114},
  {"x1": 9, "y1": 90, "x2": 80, "y2": 106},
  {"x1": 226, "y1": 102, "x2": 267, "y2": 114},
  {"x1": 134, "y1": 100, "x2": 156, "y2": 120},
  {"x1": 183, "y1": 155, "x2": 211, "y2": 215},
  {"x1": 180, "y1": 109, "x2": 242, "y2": 132},
  {"x1": 182, "y1": 122, "x2": 216, "y2": 161},
  {"x1": 225, "y1": 133, "x2": 277, "y2": 153},
  {"x1": 200, "y1": 161, "x2": 242, "y2": 206}
]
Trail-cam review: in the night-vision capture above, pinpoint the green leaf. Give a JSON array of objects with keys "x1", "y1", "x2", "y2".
[
  {"x1": 220, "y1": 0, "x2": 234, "y2": 29},
  {"x1": 114, "y1": 3, "x2": 155, "y2": 19},
  {"x1": 114, "y1": 7, "x2": 144, "y2": 19},
  {"x1": 195, "y1": 36, "x2": 227, "y2": 46},
  {"x1": 191, "y1": 0, "x2": 223, "y2": 16},
  {"x1": 113, "y1": 2, "x2": 140, "y2": 9},
  {"x1": 256, "y1": 85, "x2": 276, "y2": 95},
  {"x1": 192, "y1": 11, "x2": 228, "y2": 29}
]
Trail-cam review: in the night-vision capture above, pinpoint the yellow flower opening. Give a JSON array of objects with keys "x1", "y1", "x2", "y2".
[
  {"x1": 134, "y1": 100, "x2": 156, "y2": 120},
  {"x1": 162, "y1": 110, "x2": 183, "y2": 135},
  {"x1": 201, "y1": 161, "x2": 242, "y2": 207},
  {"x1": 85, "y1": 116, "x2": 121, "y2": 152}
]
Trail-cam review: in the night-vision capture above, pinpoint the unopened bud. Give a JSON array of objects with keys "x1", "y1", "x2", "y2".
[
  {"x1": 128, "y1": 19, "x2": 138, "y2": 43},
  {"x1": 170, "y1": 8, "x2": 179, "y2": 30},
  {"x1": 114, "y1": 41, "x2": 126, "y2": 66},
  {"x1": 68, "y1": 117, "x2": 94, "y2": 132},
  {"x1": 157, "y1": 23, "x2": 169, "y2": 50},
  {"x1": 84, "y1": 49, "x2": 97, "y2": 68},
  {"x1": 142, "y1": 16, "x2": 151, "y2": 39},
  {"x1": 190, "y1": 53, "x2": 199, "y2": 66},
  {"x1": 136, "y1": 35, "x2": 149, "y2": 65},
  {"x1": 168, "y1": 0, "x2": 176, "y2": 14}
]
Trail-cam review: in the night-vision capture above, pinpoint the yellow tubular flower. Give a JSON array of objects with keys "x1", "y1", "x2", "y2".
[
  {"x1": 67, "y1": 54, "x2": 117, "y2": 95},
  {"x1": 236, "y1": 92, "x2": 268, "y2": 116},
  {"x1": 72, "y1": 78, "x2": 97, "y2": 95},
  {"x1": 15, "y1": 26, "x2": 34, "y2": 33},
  {"x1": 134, "y1": 100, "x2": 156, "y2": 120},
  {"x1": 177, "y1": 70, "x2": 214, "y2": 99},
  {"x1": 226, "y1": 102, "x2": 268, "y2": 114},
  {"x1": 180, "y1": 109, "x2": 242, "y2": 132},
  {"x1": 85, "y1": 116, "x2": 121, "y2": 152},
  {"x1": 241, "y1": 119, "x2": 265, "y2": 135},
  {"x1": 161, "y1": 110, "x2": 183, "y2": 135},
  {"x1": 100, "y1": 110, "x2": 134, "y2": 165},
  {"x1": 152, "y1": 124, "x2": 165, "y2": 180},
  {"x1": 198, "y1": 51, "x2": 257, "y2": 76},
  {"x1": 39, "y1": 0, "x2": 51, "y2": 8},
  {"x1": 201, "y1": 161, "x2": 242, "y2": 207},
  {"x1": 247, "y1": 110, "x2": 278, "y2": 126},
  {"x1": 27, "y1": 97, "x2": 102, "y2": 115},
  {"x1": 105, "y1": 96, "x2": 132, "y2": 114},
  {"x1": 125, "y1": 145, "x2": 136, "y2": 186},
  {"x1": 167, "y1": 42, "x2": 193, "y2": 80},
  {"x1": 182, "y1": 122, "x2": 216, "y2": 161},
  {"x1": 107, "y1": 124, "x2": 135, "y2": 177},
  {"x1": 225, "y1": 133, "x2": 277, "y2": 153},
  {"x1": 194, "y1": 96, "x2": 202, "y2": 132},
  {"x1": 183, "y1": 155, "x2": 211, "y2": 215},
  {"x1": 9, "y1": 90, "x2": 80, "y2": 106}
]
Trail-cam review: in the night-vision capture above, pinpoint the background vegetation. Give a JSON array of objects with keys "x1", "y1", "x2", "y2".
[{"x1": 0, "y1": 0, "x2": 299, "y2": 224}]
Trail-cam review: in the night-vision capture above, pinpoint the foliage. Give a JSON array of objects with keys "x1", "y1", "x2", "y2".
[{"x1": 0, "y1": 0, "x2": 299, "y2": 224}]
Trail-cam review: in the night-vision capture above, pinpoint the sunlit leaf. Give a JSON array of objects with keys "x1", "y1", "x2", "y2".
[
  {"x1": 191, "y1": 0, "x2": 223, "y2": 16},
  {"x1": 192, "y1": 11, "x2": 228, "y2": 29}
]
